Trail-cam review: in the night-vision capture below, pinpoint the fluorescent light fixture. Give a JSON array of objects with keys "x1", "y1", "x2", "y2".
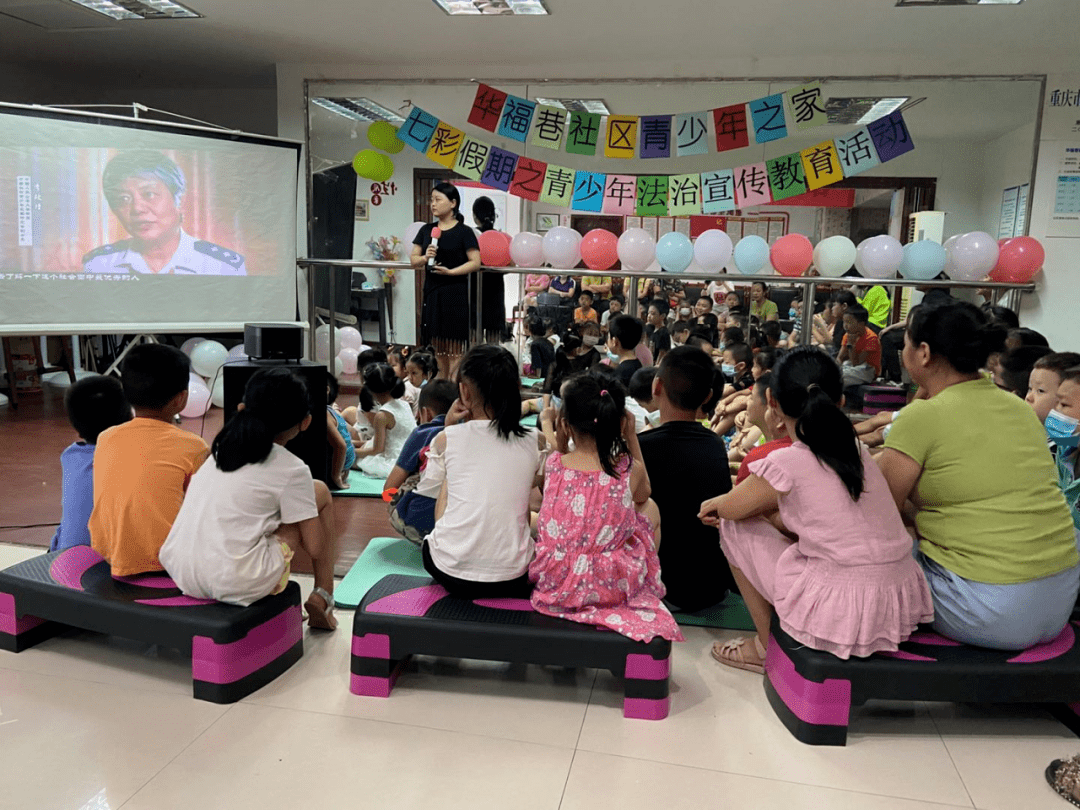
[
  {"x1": 896, "y1": 0, "x2": 1023, "y2": 6},
  {"x1": 66, "y1": 0, "x2": 201, "y2": 19},
  {"x1": 432, "y1": 0, "x2": 549, "y2": 15},
  {"x1": 312, "y1": 98, "x2": 406, "y2": 124},
  {"x1": 824, "y1": 97, "x2": 909, "y2": 125},
  {"x1": 534, "y1": 98, "x2": 610, "y2": 115}
]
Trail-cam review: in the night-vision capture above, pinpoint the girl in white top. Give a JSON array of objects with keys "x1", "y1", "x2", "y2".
[
  {"x1": 420, "y1": 344, "x2": 544, "y2": 598},
  {"x1": 160, "y1": 367, "x2": 337, "y2": 629},
  {"x1": 354, "y1": 363, "x2": 417, "y2": 480},
  {"x1": 404, "y1": 350, "x2": 438, "y2": 418}
]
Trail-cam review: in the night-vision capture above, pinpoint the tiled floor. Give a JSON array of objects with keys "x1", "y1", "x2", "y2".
[
  {"x1": 0, "y1": 536, "x2": 1077, "y2": 809},
  {"x1": 3, "y1": 389, "x2": 1080, "y2": 809}
]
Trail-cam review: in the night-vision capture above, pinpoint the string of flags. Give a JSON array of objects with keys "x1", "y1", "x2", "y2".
[{"x1": 395, "y1": 103, "x2": 916, "y2": 217}]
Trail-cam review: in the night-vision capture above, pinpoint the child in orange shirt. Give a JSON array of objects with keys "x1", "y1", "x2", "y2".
[
  {"x1": 89, "y1": 344, "x2": 209, "y2": 576},
  {"x1": 838, "y1": 304, "x2": 882, "y2": 388},
  {"x1": 574, "y1": 290, "x2": 599, "y2": 324}
]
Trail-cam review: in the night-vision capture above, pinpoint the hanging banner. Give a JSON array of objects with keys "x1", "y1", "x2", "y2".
[
  {"x1": 734, "y1": 163, "x2": 773, "y2": 207},
  {"x1": 602, "y1": 174, "x2": 637, "y2": 215},
  {"x1": 668, "y1": 173, "x2": 702, "y2": 217},
  {"x1": 399, "y1": 107, "x2": 439, "y2": 153},
  {"x1": 675, "y1": 111, "x2": 710, "y2": 156},
  {"x1": 480, "y1": 146, "x2": 518, "y2": 191},
  {"x1": 467, "y1": 84, "x2": 508, "y2": 133},
  {"x1": 498, "y1": 96, "x2": 536, "y2": 143},
  {"x1": 426, "y1": 121, "x2": 464, "y2": 169},
  {"x1": 834, "y1": 127, "x2": 881, "y2": 177},
  {"x1": 454, "y1": 136, "x2": 492, "y2": 181},
  {"x1": 801, "y1": 141, "x2": 844, "y2": 190},
  {"x1": 749, "y1": 94, "x2": 788, "y2": 144},
  {"x1": 540, "y1": 165, "x2": 577, "y2": 206},
  {"x1": 636, "y1": 176, "x2": 669, "y2": 216},
  {"x1": 566, "y1": 111, "x2": 601, "y2": 156},
  {"x1": 713, "y1": 104, "x2": 750, "y2": 153},
  {"x1": 571, "y1": 171, "x2": 606, "y2": 212},
  {"x1": 530, "y1": 105, "x2": 567, "y2": 150},
  {"x1": 868, "y1": 111, "x2": 915, "y2": 162},
  {"x1": 701, "y1": 169, "x2": 737, "y2": 214},
  {"x1": 509, "y1": 156, "x2": 548, "y2": 201},
  {"x1": 639, "y1": 116, "x2": 672, "y2": 159},
  {"x1": 786, "y1": 82, "x2": 827, "y2": 131},
  {"x1": 605, "y1": 116, "x2": 639, "y2": 159},
  {"x1": 766, "y1": 153, "x2": 808, "y2": 201}
]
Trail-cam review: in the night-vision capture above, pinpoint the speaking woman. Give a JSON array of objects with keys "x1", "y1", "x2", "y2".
[{"x1": 410, "y1": 182, "x2": 481, "y2": 379}]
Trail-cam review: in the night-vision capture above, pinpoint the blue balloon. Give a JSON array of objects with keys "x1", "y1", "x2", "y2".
[
  {"x1": 655, "y1": 232, "x2": 694, "y2": 273},
  {"x1": 899, "y1": 239, "x2": 947, "y2": 281},
  {"x1": 733, "y1": 235, "x2": 769, "y2": 275}
]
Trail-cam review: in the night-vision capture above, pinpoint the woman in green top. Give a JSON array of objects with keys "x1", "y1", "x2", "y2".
[
  {"x1": 749, "y1": 282, "x2": 779, "y2": 322},
  {"x1": 856, "y1": 284, "x2": 891, "y2": 331},
  {"x1": 878, "y1": 300, "x2": 1079, "y2": 650}
]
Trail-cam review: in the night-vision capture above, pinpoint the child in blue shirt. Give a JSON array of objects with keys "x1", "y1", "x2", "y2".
[
  {"x1": 51, "y1": 376, "x2": 132, "y2": 552},
  {"x1": 383, "y1": 380, "x2": 457, "y2": 544},
  {"x1": 1048, "y1": 366, "x2": 1080, "y2": 531}
]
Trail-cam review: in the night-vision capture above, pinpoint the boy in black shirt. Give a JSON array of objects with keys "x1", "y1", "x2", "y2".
[
  {"x1": 526, "y1": 315, "x2": 555, "y2": 380},
  {"x1": 639, "y1": 346, "x2": 734, "y2": 612},
  {"x1": 647, "y1": 299, "x2": 671, "y2": 362},
  {"x1": 606, "y1": 314, "x2": 644, "y2": 386}
]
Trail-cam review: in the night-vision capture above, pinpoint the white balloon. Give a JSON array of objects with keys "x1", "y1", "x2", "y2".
[
  {"x1": 338, "y1": 326, "x2": 364, "y2": 352},
  {"x1": 403, "y1": 221, "x2": 426, "y2": 250},
  {"x1": 510, "y1": 232, "x2": 545, "y2": 267},
  {"x1": 180, "y1": 377, "x2": 211, "y2": 418},
  {"x1": 210, "y1": 375, "x2": 225, "y2": 409},
  {"x1": 542, "y1": 226, "x2": 582, "y2": 270},
  {"x1": 314, "y1": 325, "x2": 342, "y2": 362},
  {"x1": 947, "y1": 231, "x2": 999, "y2": 282},
  {"x1": 334, "y1": 357, "x2": 344, "y2": 379},
  {"x1": 813, "y1": 235, "x2": 857, "y2": 278},
  {"x1": 339, "y1": 347, "x2": 359, "y2": 375},
  {"x1": 693, "y1": 229, "x2": 734, "y2": 272},
  {"x1": 226, "y1": 343, "x2": 247, "y2": 361},
  {"x1": 180, "y1": 337, "x2": 206, "y2": 357},
  {"x1": 190, "y1": 340, "x2": 227, "y2": 378},
  {"x1": 616, "y1": 228, "x2": 656, "y2": 272},
  {"x1": 856, "y1": 235, "x2": 904, "y2": 279},
  {"x1": 943, "y1": 234, "x2": 962, "y2": 277}
]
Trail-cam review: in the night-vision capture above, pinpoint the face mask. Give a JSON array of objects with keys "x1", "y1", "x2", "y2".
[
  {"x1": 721, "y1": 363, "x2": 736, "y2": 376},
  {"x1": 606, "y1": 349, "x2": 620, "y2": 363},
  {"x1": 1046, "y1": 408, "x2": 1080, "y2": 449},
  {"x1": 679, "y1": 308, "x2": 691, "y2": 318},
  {"x1": 717, "y1": 341, "x2": 726, "y2": 351},
  {"x1": 789, "y1": 309, "x2": 798, "y2": 319},
  {"x1": 583, "y1": 335, "x2": 600, "y2": 347}
]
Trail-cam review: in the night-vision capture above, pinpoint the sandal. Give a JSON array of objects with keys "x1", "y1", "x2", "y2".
[
  {"x1": 1047, "y1": 756, "x2": 1080, "y2": 807},
  {"x1": 304, "y1": 586, "x2": 338, "y2": 631},
  {"x1": 711, "y1": 637, "x2": 766, "y2": 675}
]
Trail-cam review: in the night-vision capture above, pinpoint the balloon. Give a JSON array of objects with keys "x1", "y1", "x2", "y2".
[
  {"x1": 371, "y1": 155, "x2": 394, "y2": 183},
  {"x1": 942, "y1": 234, "x2": 962, "y2": 278},
  {"x1": 542, "y1": 226, "x2": 581, "y2": 270},
  {"x1": 180, "y1": 337, "x2": 206, "y2": 356},
  {"x1": 856, "y1": 235, "x2": 904, "y2": 279},
  {"x1": 947, "y1": 231, "x2": 999, "y2": 282},
  {"x1": 353, "y1": 149, "x2": 383, "y2": 180},
  {"x1": 190, "y1": 340, "x2": 227, "y2": 378},
  {"x1": 210, "y1": 375, "x2": 225, "y2": 409},
  {"x1": 770, "y1": 233, "x2": 813, "y2": 277},
  {"x1": 812, "y1": 235, "x2": 857, "y2": 278},
  {"x1": 580, "y1": 229, "x2": 619, "y2": 271},
  {"x1": 403, "y1": 221, "x2": 426, "y2": 250},
  {"x1": 655, "y1": 232, "x2": 694, "y2": 273},
  {"x1": 180, "y1": 377, "x2": 211, "y2": 418},
  {"x1": 226, "y1": 343, "x2": 247, "y2": 361},
  {"x1": 478, "y1": 229, "x2": 512, "y2": 267},
  {"x1": 616, "y1": 228, "x2": 656, "y2": 272},
  {"x1": 337, "y1": 326, "x2": 363, "y2": 352},
  {"x1": 367, "y1": 121, "x2": 405, "y2": 154},
  {"x1": 899, "y1": 240, "x2": 947, "y2": 281},
  {"x1": 334, "y1": 357, "x2": 344, "y2": 379},
  {"x1": 314, "y1": 325, "x2": 342, "y2": 362},
  {"x1": 733, "y1": 235, "x2": 769, "y2": 275},
  {"x1": 510, "y1": 232, "x2": 545, "y2": 267},
  {"x1": 339, "y1": 347, "x2": 359, "y2": 375},
  {"x1": 693, "y1": 229, "x2": 733, "y2": 272},
  {"x1": 991, "y1": 236, "x2": 1045, "y2": 283}
]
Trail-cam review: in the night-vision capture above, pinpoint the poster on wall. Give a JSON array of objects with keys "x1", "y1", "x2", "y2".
[
  {"x1": 998, "y1": 186, "x2": 1020, "y2": 239},
  {"x1": 1048, "y1": 144, "x2": 1080, "y2": 238}
]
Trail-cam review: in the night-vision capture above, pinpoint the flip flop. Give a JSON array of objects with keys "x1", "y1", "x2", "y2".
[
  {"x1": 304, "y1": 586, "x2": 338, "y2": 631},
  {"x1": 1047, "y1": 757, "x2": 1080, "y2": 807},
  {"x1": 711, "y1": 637, "x2": 766, "y2": 675}
]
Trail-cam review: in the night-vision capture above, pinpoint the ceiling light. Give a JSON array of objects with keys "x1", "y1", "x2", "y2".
[
  {"x1": 66, "y1": 0, "x2": 201, "y2": 19},
  {"x1": 432, "y1": 0, "x2": 549, "y2": 15},
  {"x1": 896, "y1": 0, "x2": 1023, "y2": 6},
  {"x1": 824, "y1": 97, "x2": 909, "y2": 125},
  {"x1": 312, "y1": 98, "x2": 405, "y2": 124},
  {"x1": 534, "y1": 98, "x2": 610, "y2": 115}
]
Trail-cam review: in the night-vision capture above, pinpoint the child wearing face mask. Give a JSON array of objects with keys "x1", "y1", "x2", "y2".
[
  {"x1": 1026, "y1": 353, "x2": 1080, "y2": 426},
  {"x1": 710, "y1": 343, "x2": 761, "y2": 438},
  {"x1": 605, "y1": 315, "x2": 644, "y2": 386},
  {"x1": 670, "y1": 321, "x2": 692, "y2": 348},
  {"x1": 1048, "y1": 365, "x2": 1080, "y2": 531}
]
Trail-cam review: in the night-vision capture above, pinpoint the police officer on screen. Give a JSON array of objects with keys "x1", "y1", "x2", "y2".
[{"x1": 82, "y1": 150, "x2": 247, "y2": 276}]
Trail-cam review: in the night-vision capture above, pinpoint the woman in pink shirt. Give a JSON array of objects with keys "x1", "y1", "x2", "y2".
[{"x1": 523, "y1": 273, "x2": 551, "y2": 310}]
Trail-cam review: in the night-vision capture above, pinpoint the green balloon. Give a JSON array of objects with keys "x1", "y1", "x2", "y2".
[
  {"x1": 368, "y1": 121, "x2": 405, "y2": 154},
  {"x1": 352, "y1": 149, "x2": 382, "y2": 179},
  {"x1": 368, "y1": 154, "x2": 395, "y2": 183}
]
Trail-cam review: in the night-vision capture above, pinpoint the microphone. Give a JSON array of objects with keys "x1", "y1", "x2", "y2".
[{"x1": 426, "y1": 227, "x2": 441, "y2": 271}]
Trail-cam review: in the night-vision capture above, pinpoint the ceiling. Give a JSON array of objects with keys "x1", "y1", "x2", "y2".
[{"x1": 0, "y1": 0, "x2": 1077, "y2": 88}]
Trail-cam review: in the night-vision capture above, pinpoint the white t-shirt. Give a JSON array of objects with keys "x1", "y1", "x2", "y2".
[
  {"x1": 421, "y1": 419, "x2": 541, "y2": 582},
  {"x1": 706, "y1": 280, "x2": 734, "y2": 314},
  {"x1": 160, "y1": 444, "x2": 319, "y2": 606}
]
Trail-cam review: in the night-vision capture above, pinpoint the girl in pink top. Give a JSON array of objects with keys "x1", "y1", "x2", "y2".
[
  {"x1": 698, "y1": 346, "x2": 933, "y2": 671},
  {"x1": 523, "y1": 273, "x2": 551, "y2": 309}
]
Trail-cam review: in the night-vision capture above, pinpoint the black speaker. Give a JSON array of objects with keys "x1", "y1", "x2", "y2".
[
  {"x1": 243, "y1": 323, "x2": 305, "y2": 362},
  {"x1": 222, "y1": 360, "x2": 328, "y2": 485}
]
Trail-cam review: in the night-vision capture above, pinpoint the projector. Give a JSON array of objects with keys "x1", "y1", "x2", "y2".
[{"x1": 244, "y1": 323, "x2": 305, "y2": 361}]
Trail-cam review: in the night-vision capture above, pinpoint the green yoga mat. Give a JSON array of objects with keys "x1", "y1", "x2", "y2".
[
  {"x1": 333, "y1": 473, "x2": 385, "y2": 499},
  {"x1": 521, "y1": 376, "x2": 544, "y2": 387},
  {"x1": 671, "y1": 594, "x2": 755, "y2": 631},
  {"x1": 521, "y1": 413, "x2": 538, "y2": 427},
  {"x1": 335, "y1": 536, "x2": 425, "y2": 609}
]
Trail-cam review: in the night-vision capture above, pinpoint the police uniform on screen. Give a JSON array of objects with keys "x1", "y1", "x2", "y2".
[{"x1": 82, "y1": 230, "x2": 247, "y2": 276}]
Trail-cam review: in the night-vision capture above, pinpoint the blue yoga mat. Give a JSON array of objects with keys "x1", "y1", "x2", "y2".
[{"x1": 333, "y1": 473, "x2": 385, "y2": 499}]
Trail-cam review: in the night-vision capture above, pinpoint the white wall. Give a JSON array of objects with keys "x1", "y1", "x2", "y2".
[{"x1": 979, "y1": 121, "x2": 1037, "y2": 238}]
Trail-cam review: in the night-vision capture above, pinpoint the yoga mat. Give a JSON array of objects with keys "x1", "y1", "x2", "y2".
[
  {"x1": 333, "y1": 473, "x2": 385, "y2": 499},
  {"x1": 521, "y1": 413, "x2": 538, "y2": 427},
  {"x1": 521, "y1": 376, "x2": 544, "y2": 387},
  {"x1": 671, "y1": 594, "x2": 755, "y2": 631},
  {"x1": 335, "y1": 536, "x2": 425, "y2": 609}
]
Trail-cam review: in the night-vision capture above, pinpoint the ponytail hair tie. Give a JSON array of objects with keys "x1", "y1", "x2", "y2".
[
  {"x1": 807, "y1": 383, "x2": 820, "y2": 393},
  {"x1": 600, "y1": 389, "x2": 609, "y2": 396}
]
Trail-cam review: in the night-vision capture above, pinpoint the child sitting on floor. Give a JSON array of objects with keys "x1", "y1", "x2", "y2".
[
  {"x1": 525, "y1": 315, "x2": 556, "y2": 380},
  {"x1": 384, "y1": 380, "x2": 457, "y2": 544},
  {"x1": 325, "y1": 371, "x2": 354, "y2": 490},
  {"x1": 89, "y1": 344, "x2": 209, "y2": 576},
  {"x1": 838, "y1": 303, "x2": 882, "y2": 388},
  {"x1": 161, "y1": 368, "x2": 336, "y2": 628},
  {"x1": 710, "y1": 342, "x2": 755, "y2": 437},
  {"x1": 574, "y1": 290, "x2": 598, "y2": 324},
  {"x1": 606, "y1": 314, "x2": 644, "y2": 386},
  {"x1": 733, "y1": 372, "x2": 793, "y2": 484},
  {"x1": 388, "y1": 346, "x2": 419, "y2": 413},
  {"x1": 698, "y1": 346, "x2": 934, "y2": 671},
  {"x1": 1048, "y1": 366, "x2": 1080, "y2": 530},
  {"x1": 353, "y1": 363, "x2": 417, "y2": 480},
  {"x1": 626, "y1": 366, "x2": 659, "y2": 432},
  {"x1": 420, "y1": 344, "x2": 544, "y2": 598},
  {"x1": 51, "y1": 376, "x2": 132, "y2": 552},
  {"x1": 1027, "y1": 352, "x2": 1080, "y2": 425},
  {"x1": 404, "y1": 350, "x2": 438, "y2": 417},
  {"x1": 530, "y1": 370, "x2": 682, "y2": 643}
]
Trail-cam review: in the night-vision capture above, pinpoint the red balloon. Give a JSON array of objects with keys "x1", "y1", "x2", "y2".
[
  {"x1": 770, "y1": 233, "x2": 813, "y2": 277},
  {"x1": 580, "y1": 228, "x2": 619, "y2": 271},
  {"x1": 989, "y1": 236, "x2": 1044, "y2": 283},
  {"x1": 478, "y1": 229, "x2": 511, "y2": 267}
]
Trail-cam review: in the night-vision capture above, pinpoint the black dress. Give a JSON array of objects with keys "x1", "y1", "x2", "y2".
[
  {"x1": 413, "y1": 221, "x2": 479, "y2": 344},
  {"x1": 475, "y1": 224, "x2": 507, "y2": 343}
]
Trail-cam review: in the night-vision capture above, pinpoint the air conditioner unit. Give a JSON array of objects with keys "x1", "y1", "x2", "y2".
[{"x1": 907, "y1": 211, "x2": 946, "y2": 244}]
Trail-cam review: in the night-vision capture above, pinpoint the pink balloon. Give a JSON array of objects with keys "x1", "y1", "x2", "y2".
[
  {"x1": 769, "y1": 233, "x2": 813, "y2": 277},
  {"x1": 617, "y1": 228, "x2": 656, "y2": 272},
  {"x1": 990, "y1": 236, "x2": 1045, "y2": 283},
  {"x1": 338, "y1": 347, "x2": 359, "y2": 375},
  {"x1": 478, "y1": 230, "x2": 511, "y2": 267},
  {"x1": 580, "y1": 229, "x2": 619, "y2": 271},
  {"x1": 180, "y1": 377, "x2": 211, "y2": 419}
]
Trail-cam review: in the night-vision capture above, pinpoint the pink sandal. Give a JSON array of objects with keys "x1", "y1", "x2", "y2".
[{"x1": 711, "y1": 637, "x2": 766, "y2": 674}]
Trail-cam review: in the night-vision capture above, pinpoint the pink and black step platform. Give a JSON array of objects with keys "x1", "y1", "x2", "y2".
[
  {"x1": 351, "y1": 574, "x2": 672, "y2": 720},
  {"x1": 0, "y1": 547, "x2": 303, "y2": 703},
  {"x1": 765, "y1": 618, "x2": 1080, "y2": 746}
]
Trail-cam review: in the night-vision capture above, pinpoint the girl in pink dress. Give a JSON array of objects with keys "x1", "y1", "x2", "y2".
[
  {"x1": 531, "y1": 370, "x2": 683, "y2": 643},
  {"x1": 698, "y1": 346, "x2": 933, "y2": 671}
]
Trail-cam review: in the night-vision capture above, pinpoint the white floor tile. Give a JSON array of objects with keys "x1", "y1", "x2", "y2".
[
  {"x1": 120, "y1": 702, "x2": 573, "y2": 810},
  {"x1": 0, "y1": 667, "x2": 227, "y2": 810}
]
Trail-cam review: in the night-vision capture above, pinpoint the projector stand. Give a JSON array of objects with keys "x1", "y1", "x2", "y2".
[{"x1": 103, "y1": 334, "x2": 159, "y2": 377}]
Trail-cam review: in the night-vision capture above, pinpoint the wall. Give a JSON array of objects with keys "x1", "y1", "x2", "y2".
[{"x1": 979, "y1": 121, "x2": 1038, "y2": 238}]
